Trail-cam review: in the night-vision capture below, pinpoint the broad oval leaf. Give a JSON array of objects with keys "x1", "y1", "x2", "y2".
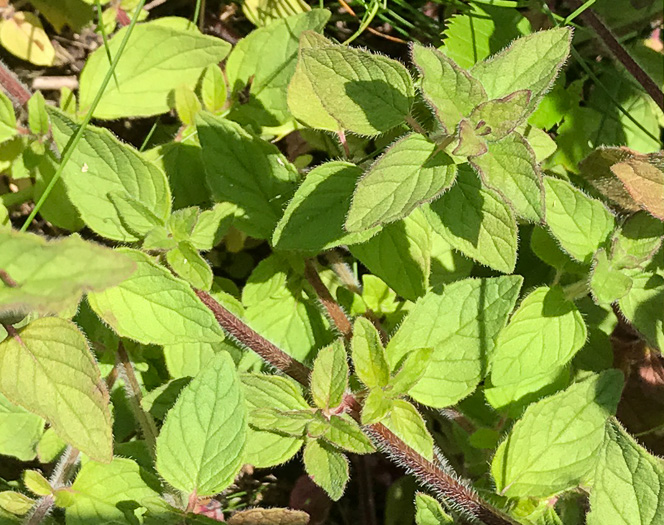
[
  {"x1": 156, "y1": 351, "x2": 247, "y2": 497},
  {"x1": 0, "y1": 229, "x2": 135, "y2": 315},
  {"x1": 272, "y1": 161, "x2": 378, "y2": 251},
  {"x1": 87, "y1": 249, "x2": 225, "y2": 345},
  {"x1": 345, "y1": 133, "x2": 457, "y2": 232},
  {"x1": 49, "y1": 109, "x2": 172, "y2": 242},
  {"x1": 544, "y1": 176, "x2": 616, "y2": 264},
  {"x1": 425, "y1": 166, "x2": 518, "y2": 274},
  {"x1": 299, "y1": 44, "x2": 415, "y2": 135},
  {"x1": 0, "y1": 318, "x2": 113, "y2": 463},
  {"x1": 303, "y1": 439, "x2": 349, "y2": 501},
  {"x1": 491, "y1": 370, "x2": 623, "y2": 498},
  {"x1": 79, "y1": 19, "x2": 231, "y2": 119},
  {"x1": 387, "y1": 276, "x2": 522, "y2": 408},
  {"x1": 383, "y1": 399, "x2": 434, "y2": 460},
  {"x1": 0, "y1": 12, "x2": 55, "y2": 66},
  {"x1": 66, "y1": 457, "x2": 159, "y2": 525}
]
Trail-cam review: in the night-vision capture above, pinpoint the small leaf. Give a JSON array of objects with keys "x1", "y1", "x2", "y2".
[
  {"x1": 469, "y1": 90, "x2": 531, "y2": 141},
  {"x1": 326, "y1": 414, "x2": 375, "y2": 454},
  {"x1": 23, "y1": 471, "x2": 51, "y2": 497},
  {"x1": 612, "y1": 211, "x2": 664, "y2": 269},
  {"x1": 350, "y1": 208, "x2": 431, "y2": 301},
  {"x1": 49, "y1": 109, "x2": 172, "y2": 242},
  {"x1": 351, "y1": 317, "x2": 389, "y2": 389},
  {"x1": 156, "y1": 352, "x2": 246, "y2": 497},
  {"x1": 0, "y1": 491, "x2": 34, "y2": 516},
  {"x1": 36, "y1": 427, "x2": 66, "y2": 464},
  {"x1": 79, "y1": 19, "x2": 231, "y2": 119},
  {"x1": 0, "y1": 393, "x2": 44, "y2": 462},
  {"x1": 414, "y1": 493, "x2": 453, "y2": 525},
  {"x1": 311, "y1": 340, "x2": 348, "y2": 410},
  {"x1": 411, "y1": 43, "x2": 487, "y2": 133},
  {"x1": 250, "y1": 408, "x2": 312, "y2": 437},
  {"x1": 453, "y1": 119, "x2": 487, "y2": 157},
  {"x1": 425, "y1": 166, "x2": 518, "y2": 274},
  {"x1": 384, "y1": 400, "x2": 433, "y2": 460},
  {"x1": 0, "y1": 318, "x2": 113, "y2": 462},
  {"x1": 174, "y1": 85, "x2": 202, "y2": 126},
  {"x1": 0, "y1": 91, "x2": 17, "y2": 144},
  {"x1": 166, "y1": 242, "x2": 213, "y2": 291},
  {"x1": 469, "y1": 132, "x2": 543, "y2": 222},
  {"x1": 201, "y1": 65, "x2": 227, "y2": 113},
  {"x1": 226, "y1": 10, "x2": 330, "y2": 126},
  {"x1": 491, "y1": 370, "x2": 623, "y2": 498},
  {"x1": 27, "y1": 92, "x2": 49, "y2": 136},
  {"x1": 611, "y1": 153, "x2": 664, "y2": 220},
  {"x1": 389, "y1": 348, "x2": 433, "y2": 395},
  {"x1": 303, "y1": 439, "x2": 349, "y2": 501},
  {"x1": 0, "y1": 229, "x2": 135, "y2": 315},
  {"x1": 361, "y1": 388, "x2": 393, "y2": 425},
  {"x1": 387, "y1": 276, "x2": 522, "y2": 408},
  {"x1": 544, "y1": 176, "x2": 616, "y2": 264},
  {"x1": 588, "y1": 420, "x2": 664, "y2": 524},
  {"x1": 87, "y1": 249, "x2": 225, "y2": 345},
  {"x1": 108, "y1": 191, "x2": 165, "y2": 238},
  {"x1": 590, "y1": 249, "x2": 633, "y2": 305},
  {"x1": 345, "y1": 133, "x2": 457, "y2": 232},
  {"x1": 197, "y1": 112, "x2": 298, "y2": 240},
  {"x1": 299, "y1": 44, "x2": 414, "y2": 135},
  {"x1": 490, "y1": 286, "x2": 587, "y2": 401},
  {"x1": 0, "y1": 12, "x2": 55, "y2": 66},
  {"x1": 189, "y1": 204, "x2": 235, "y2": 251},
  {"x1": 228, "y1": 508, "x2": 310, "y2": 525},
  {"x1": 66, "y1": 458, "x2": 159, "y2": 525},
  {"x1": 272, "y1": 161, "x2": 377, "y2": 252},
  {"x1": 471, "y1": 27, "x2": 572, "y2": 117}
]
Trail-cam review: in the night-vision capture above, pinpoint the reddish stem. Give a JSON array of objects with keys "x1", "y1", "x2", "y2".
[{"x1": 304, "y1": 259, "x2": 353, "y2": 340}]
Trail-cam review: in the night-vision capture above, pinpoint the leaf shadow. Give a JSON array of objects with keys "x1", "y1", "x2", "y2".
[{"x1": 344, "y1": 79, "x2": 410, "y2": 133}]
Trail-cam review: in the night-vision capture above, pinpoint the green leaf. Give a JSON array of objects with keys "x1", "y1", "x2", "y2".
[
  {"x1": 156, "y1": 351, "x2": 246, "y2": 497},
  {"x1": 387, "y1": 276, "x2": 522, "y2": 408},
  {"x1": 142, "y1": 377, "x2": 191, "y2": 420},
  {"x1": 0, "y1": 91, "x2": 17, "y2": 144},
  {"x1": 612, "y1": 211, "x2": 664, "y2": 269},
  {"x1": 490, "y1": 286, "x2": 586, "y2": 401},
  {"x1": 272, "y1": 161, "x2": 377, "y2": 251},
  {"x1": 189, "y1": 204, "x2": 235, "y2": 250},
  {"x1": 414, "y1": 493, "x2": 453, "y2": 525},
  {"x1": 87, "y1": 249, "x2": 225, "y2": 345},
  {"x1": 303, "y1": 439, "x2": 349, "y2": 501},
  {"x1": 588, "y1": 420, "x2": 664, "y2": 524},
  {"x1": 351, "y1": 317, "x2": 389, "y2": 389},
  {"x1": 429, "y1": 230, "x2": 474, "y2": 289},
  {"x1": 241, "y1": 373, "x2": 308, "y2": 468},
  {"x1": 471, "y1": 28, "x2": 572, "y2": 117},
  {"x1": 491, "y1": 370, "x2": 623, "y2": 498},
  {"x1": 173, "y1": 85, "x2": 202, "y2": 126},
  {"x1": 0, "y1": 393, "x2": 43, "y2": 461},
  {"x1": 48, "y1": 109, "x2": 171, "y2": 242},
  {"x1": 590, "y1": 249, "x2": 633, "y2": 305},
  {"x1": 200, "y1": 65, "x2": 227, "y2": 114},
  {"x1": 383, "y1": 400, "x2": 433, "y2": 460},
  {"x1": 79, "y1": 19, "x2": 231, "y2": 119},
  {"x1": 27, "y1": 92, "x2": 48, "y2": 135},
  {"x1": 311, "y1": 340, "x2": 348, "y2": 410},
  {"x1": 440, "y1": 4, "x2": 531, "y2": 69},
  {"x1": 411, "y1": 43, "x2": 487, "y2": 133},
  {"x1": 345, "y1": 133, "x2": 457, "y2": 232},
  {"x1": 389, "y1": 348, "x2": 433, "y2": 395},
  {"x1": 108, "y1": 191, "x2": 165, "y2": 238},
  {"x1": 66, "y1": 458, "x2": 159, "y2": 525},
  {"x1": 530, "y1": 226, "x2": 586, "y2": 274},
  {"x1": 298, "y1": 44, "x2": 414, "y2": 135},
  {"x1": 0, "y1": 229, "x2": 135, "y2": 315},
  {"x1": 36, "y1": 427, "x2": 66, "y2": 464},
  {"x1": 0, "y1": 318, "x2": 113, "y2": 463},
  {"x1": 0, "y1": 491, "x2": 33, "y2": 516},
  {"x1": 249, "y1": 408, "x2": 312, "y2": 437},
  {"x1": 452, "y1": 119, "x2": 487, "y2": 157},
  {"x1": 425, "y1": 166, "x2": 518, "y2": 274},
  {"x1": 544, "y1": 177, "x2": 616, "y2": 264},
  {"x1": 469, "y1": 132, "x2": 543, "y2": 222},
  {"x1": 163, "y1": 341, "x2": 240, "y2": 380},
  {"x1": 166, "y1": 242, "x2": 213, "y2": 291},
  {"x1": 23, "y1": 471, "x2": 51, "y2": 497},
  {"x1": 361, "y1": 388, "x2": 393, "y2": 426},
  {"x1": 618, "y1": 254, "x2": 664, "y2": 352},
  {"x1": 226, "y1": 10, "x2": 330, "y2": 126},
  {"x1": 326, "y1": 414, "x2": 375, "y2": 454},
  {"x1": 350, "y1": 208, "x2": 431, "y2": 301},
  {"x1": 469, "y1": 90, "x2": 531, "y2": 141},
  {"x1": 197, "y1": 112, "x2": 298, "y2": 239}
]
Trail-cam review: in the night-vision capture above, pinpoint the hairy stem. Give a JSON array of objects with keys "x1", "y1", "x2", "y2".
[
  {"x1": 304, "y1": 259, "x2": 353, "y2": 340},
  {"x1": 117, "y1": 342, "x2": 159, "y2": 458},
  {"x1": 0, "y1": 58, "x2": 31, "y2": 107},
  {"x1": 565, "y1": 0, "x2": 664, "y2": 111},
  {"x1": 196, "y1": 290, "x2": 516, "y2": 525}
]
